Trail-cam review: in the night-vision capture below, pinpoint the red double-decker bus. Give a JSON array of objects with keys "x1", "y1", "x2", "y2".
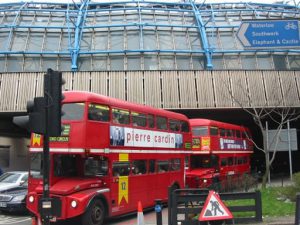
[
  {"x1": 27, "y1": 91, "x2": 191, "y2": 225},
  {"x1": 185, "y1": 119, "x2": 253, "y2": 190}
]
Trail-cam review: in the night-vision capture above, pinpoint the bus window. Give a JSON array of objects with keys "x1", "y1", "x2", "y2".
[
  {"x1": 112, "y1": 162, "x2": 130, "y2": 176},
  {"x1": 148, "y1": 114, "x2": 155, "y2": 128},
  {"x1": 30, "y1": 152, "x2": 43, "y2": 179},
  {"x1": 228, "y1": 157, "x2": 234, "y2": 166},
  {"x1": 242, "y1": 131, "x2": 247, "y2": 138},
  {"x1": 221, "y1": 158, "x2": 227, "y2": 166},
  {"x1": 156, "y1": 116, "x2": 168, "y2": 130},
  {"x1": 192, "y1": 126, "x2": 208, "y2": 136},
  {"x1": 210, "y1": 127, "x2": 218, "y2": 136},
  {"x1": 237, "y1": 157, "x2": 243, "y2": 165},
  {"x1": 84, "y1": 157, "x2": 108, "y2": 176},
  {"x1": 170, "y1": 159, "x2": 181, "y2": 171},
  {"x1": 149, "y1": 160, "x2": 156, "y2": 173},
  {"x1": 190, "y1": 155, "x2": 211, "y2": 169},
  {"x1": 181, "y1": 121, "x2": 190, "y2": 132},
  {"x1": 236, "y1": 130, "x2": 241, "y2": 138},
  {"x1": 132, "y1": 160, "x2": 147, "y2": 175},
  {"x1": 54, "y1": 154, "x2": 78, "y2": 177},
  {"x1": 227, "y1": 130, "x2": 233, "y2": 137},
  {"x1": 169, "y1": 120, "x2": 180, "y2": 131},
  {"x1": 88, "y1": 103, "x2": 110, "y2": 122},
  {"x1": 220, "y1": 128, "x2": 226, "y2": 137},
  {"x1": 132, "y1": 112, "x2": 147, "y2": 127},
  {"x1": 112, "y1": 108, "x2": 130, "y2": 125},
  {"x1": 62, "y1": 103, "x2": 85, "y2": 120},
  {"x1": 157, "y1": 160, "x2": 169, "y2": 173}
]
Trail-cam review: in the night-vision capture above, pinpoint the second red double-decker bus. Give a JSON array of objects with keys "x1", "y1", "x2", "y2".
[
  {"x1": 27, "y1": 91, "x2": 191, "y2": 225},
  {"x1": 185, "y1": 119, "x2": 253, "y2": 191}
]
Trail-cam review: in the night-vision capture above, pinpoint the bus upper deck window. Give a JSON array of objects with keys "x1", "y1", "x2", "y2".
[
  {"x1": 132, "y1": 112, "x2": 147, "y2": 127},
  {"x1": 169, "y1": 120, "x2": 180, "y2": 131},
  {"x1": 112, "y1": 108, "x2": 130, "y2": 125},
  {"x1": 220, "y1": 128, "x2": 226, "y2": 137},
  {"x1": 242, "y1": 131, "x2": 247, "y2": 138},
  {"x1": 62, "y1": 103, "x2": 85, "y2": 120},
  {"x1": 148, "y1": 114, "x2": 155, "y2": 128},
  {"x1": 210, "y1": 127, "x2": 218, "y2": 136},
  {"x1": 181, "y1": 121, "x2": 190, "y2": 133},
  {"x1": 156, "y1": 116, "x2": 167, "y2": 130},
  {"x1": 192, "y1": 126, "x2": 208, "y2": 136},
  {"x1": 227, "y1": 130, "x2": 233, "y2": 137},
  {"x1": 88, "y1": 103, "x2": 109, "y2": 122},
  {"x1": 236, "y1": 130, "x2": 241, "y2": 138}
]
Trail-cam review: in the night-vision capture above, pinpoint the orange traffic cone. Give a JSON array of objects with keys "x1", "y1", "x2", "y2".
[{"x1": 137, "y1": 201, "x2": 145, "y2": 225}]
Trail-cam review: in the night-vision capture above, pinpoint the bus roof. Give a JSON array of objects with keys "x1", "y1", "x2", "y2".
[
  {"x1": 189, "y1": 118, "x2": 249, "y2": 131},
  {"x1": 63, "y1": 91, "x2": 189, "y2": 121}
]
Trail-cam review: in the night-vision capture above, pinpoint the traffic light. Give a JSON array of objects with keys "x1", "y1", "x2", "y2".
[
  {"x1": 27, "y1": 97, "x2": 46, "y2": 134},
  {"x1": 44, "y1": 68, "x2": 65, "y2": 136}
]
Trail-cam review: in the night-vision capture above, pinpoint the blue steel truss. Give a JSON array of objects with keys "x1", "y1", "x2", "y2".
[
  {"x1": 0, "y1": 1, "x2": 299, "y2": 71},
  {"x1": 67, "y1": 0, "x2": 90, "y2": 71}
]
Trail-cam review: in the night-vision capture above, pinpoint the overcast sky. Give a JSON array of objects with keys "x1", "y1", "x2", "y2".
[{"x1": 1, "y1": 0, "x2": 299, "y2": 4}]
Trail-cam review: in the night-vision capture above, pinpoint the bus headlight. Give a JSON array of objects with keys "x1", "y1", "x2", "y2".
[
  {"x1": 71, "y1": 200, "x2": 77, "y2": 208},
  {"x1": 203, "y1": 179, "x2": 207, "y2": 183},
  {"x1": 28, "y1": 195, "x2": 34, "y2": 203}
]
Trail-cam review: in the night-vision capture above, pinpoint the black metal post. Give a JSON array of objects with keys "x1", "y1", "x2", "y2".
[
  {"x1": 295, "y1": 193, "x2": 300, "y2": 225},
  {"x1": 42, "y1": 74, "x2": 50, "y2": 225},
  {"x1": 255, "y1": 190, "x2": 262, "y2": 222},
  {"x1": 155, "y1": 199, "x2": 162, "y2": 225},
  {"x1": 168, "y1": 187, "x2": 172, "y2": 225}
]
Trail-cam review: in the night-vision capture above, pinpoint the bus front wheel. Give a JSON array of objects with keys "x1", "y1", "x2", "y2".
[{"x1": 82, "y1": 199, "x2": 105, "y2": 225}]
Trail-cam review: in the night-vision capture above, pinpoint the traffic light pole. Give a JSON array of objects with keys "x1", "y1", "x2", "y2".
[{"x1": 42, "y1": 75, "x2": 51, "y2": 225}]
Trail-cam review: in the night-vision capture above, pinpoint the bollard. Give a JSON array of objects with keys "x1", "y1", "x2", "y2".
[
  {"x1": 295, "y1": 194, "x2": 300, "y2": 225},
  {"x1": 155, "y1": 199, "x2": 163, "y2": 225}
]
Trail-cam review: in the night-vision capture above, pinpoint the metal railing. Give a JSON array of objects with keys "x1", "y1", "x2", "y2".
[{"x1": 168, "y1": 187, "x2": 262, "y2": 225}]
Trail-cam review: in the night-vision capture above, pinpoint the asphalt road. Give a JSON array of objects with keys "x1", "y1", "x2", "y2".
[
  {"x1": 0, "y1": 213, "x2": 31, "y2": 225},
  {"x1": 0, "y1": 207, "x2": 166, "y2": 225}
]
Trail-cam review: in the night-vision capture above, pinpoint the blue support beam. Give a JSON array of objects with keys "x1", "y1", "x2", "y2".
[
  {"x1": 67, "y1": 0, "x2": 90, "y2": 71},
  {"x1": 189, "y1": 0, "x2": 213, "y2": 69},
  {"x1": 4, "y1": 2, "x2": 28, "y2": 52}
]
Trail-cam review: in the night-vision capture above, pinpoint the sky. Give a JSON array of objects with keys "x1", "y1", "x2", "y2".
[{"x1": 0, "y1": 0, "x2": 299, "y2": 4}]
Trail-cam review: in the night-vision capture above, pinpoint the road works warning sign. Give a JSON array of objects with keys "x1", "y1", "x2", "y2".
[{"x1": 199, "y1": 190, "x2": 233, "y2": 221}]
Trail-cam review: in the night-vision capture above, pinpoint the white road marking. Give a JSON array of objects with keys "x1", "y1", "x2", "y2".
[{"x1": 0, "y1": 215, "x2": 31, "y2": 225}]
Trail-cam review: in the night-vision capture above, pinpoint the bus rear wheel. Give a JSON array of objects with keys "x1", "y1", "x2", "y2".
[{"x1": 82, "y1": 199, "x2": 105, "y2": 225}]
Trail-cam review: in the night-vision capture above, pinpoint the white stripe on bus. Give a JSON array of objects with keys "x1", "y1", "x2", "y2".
[
  {"x1": 30, "y1": 148, "x2": 252, "y2": 154},
  {"x1": 30, "y1": 148, "x2": 187, "y2": 154}
]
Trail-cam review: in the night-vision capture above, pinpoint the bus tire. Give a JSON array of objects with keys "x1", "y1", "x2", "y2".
[{"x1": 82, "y1": 199, "x2": 105, "y2": 225}]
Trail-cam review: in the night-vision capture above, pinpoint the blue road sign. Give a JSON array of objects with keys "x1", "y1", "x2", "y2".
[{"x1": 237, "y1": 20, "x2": 300, "y2": 48}]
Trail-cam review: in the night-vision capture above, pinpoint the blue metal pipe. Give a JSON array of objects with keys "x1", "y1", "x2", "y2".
[
  {"x1": 69, "y1": 0, "x2": 90, "y2": 71},
  {"x1": 189, "y1": 0, "x2": 213, "y2": 69}
]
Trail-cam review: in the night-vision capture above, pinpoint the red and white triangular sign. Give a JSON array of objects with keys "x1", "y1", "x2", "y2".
[{"x1": 199, "y1": 190, "x2": 233, "y2": 221}]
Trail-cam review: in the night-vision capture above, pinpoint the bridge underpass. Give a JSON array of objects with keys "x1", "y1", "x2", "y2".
[{"x1": 0, "y1": 70, "x2": 299, "y2": 174}]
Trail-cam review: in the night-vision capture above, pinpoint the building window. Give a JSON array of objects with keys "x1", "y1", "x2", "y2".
[{"x1": 0, "y1": 146, "x2": 10, "y2": 169}]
